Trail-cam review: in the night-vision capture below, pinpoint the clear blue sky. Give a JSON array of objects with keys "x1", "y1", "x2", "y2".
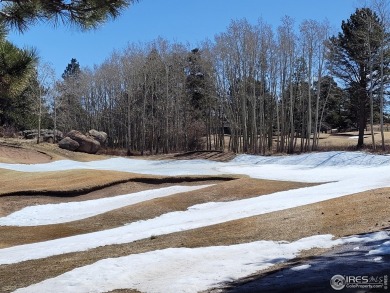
[{"x1": 8, "y1": 0, "x2": 362, "y2": 78}]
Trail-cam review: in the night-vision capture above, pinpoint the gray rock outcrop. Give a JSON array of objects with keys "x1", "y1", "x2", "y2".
[
  {"x1": 66, "y1": 130, "x2": 101, "y2": 154},
  {"x1": 58, "y1": 137, "x2": 79, "y2": 151},
  {"x1": 58, "y1": 130, "x2": 105, "y2": 154},
  {"x1": 88, "y1": 129, "x2": 107, "y2": 145}
]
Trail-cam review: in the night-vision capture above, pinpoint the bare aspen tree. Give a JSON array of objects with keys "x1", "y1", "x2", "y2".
[
  {"x1": 300, "y1": 19, "x2": 330, "y2": 150},
  {"x1": 122, "y1": 44, "x2": 146, "y2": 152},
  {"x1": 367, "y1": 13, "x2": 376, "y2": 150},
  {"x1": 300, "y1": 20, "x2": 315, "y2": 151},
  {"x1": 372, "y1": 0, "x2": 390, "y2": 151},
  {"x1": 278, "y1": 16, "x2": 296, "y2": 153},
  {"x1": 313, "y1": 21, "x2": 331, "y2": 149},
  {"x1": 36, "y1": 62, "x2": 56, "y2": 144},
  {"x1": 277, "y1": 25, "x2": 288, "y2": 152},
  {"x1": 268, "y1": 31, "x2": 279, "y2": 153}
]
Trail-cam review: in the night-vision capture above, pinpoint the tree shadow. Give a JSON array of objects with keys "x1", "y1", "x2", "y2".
[{"x1": 215, "y1": 232, "x2": 390, "y2": 293}]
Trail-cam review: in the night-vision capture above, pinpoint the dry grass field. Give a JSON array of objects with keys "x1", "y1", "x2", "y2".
[
  {"x1": 314, "y1": 130, "x2": 390, "y2": 150},
  {"x1": 0, "y1": 135, "x2": 389, "y2": 292},
  {"x1": 206, "y1": 128, "x2": 390, "y2": 154},
  {"x1": 0, "y1": 169, "x2": 156, "y2": 197}
]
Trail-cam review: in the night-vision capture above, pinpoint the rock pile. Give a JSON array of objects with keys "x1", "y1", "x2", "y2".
[
  {"x1": 20, "y1": 129, "x2": 63, "y2": 143},
  {"x1": 58, "y1": 129, "x2": 107, "y2": 154}
]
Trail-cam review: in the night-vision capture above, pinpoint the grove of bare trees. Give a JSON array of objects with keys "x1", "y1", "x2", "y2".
[{"x1": 3, "y1": 2, "x2": 390, "y2": 155}]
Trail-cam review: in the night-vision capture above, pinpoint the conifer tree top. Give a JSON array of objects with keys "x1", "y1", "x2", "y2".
[{"x1": 0, "y1": 0, "x2": 137, "y2": 32}]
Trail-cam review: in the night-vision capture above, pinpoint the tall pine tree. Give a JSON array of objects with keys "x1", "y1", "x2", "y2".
[
  {"x1": 328, "y1": 8, "x2": 389, "y2": 148},
  {"x1": 0, "y1": 28, "x2": 37, "y2": 127}
]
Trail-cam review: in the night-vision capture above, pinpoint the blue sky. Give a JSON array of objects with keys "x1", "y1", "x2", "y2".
[{"x1": 8, "y1": 0, "x2": 362, "y2": 77}]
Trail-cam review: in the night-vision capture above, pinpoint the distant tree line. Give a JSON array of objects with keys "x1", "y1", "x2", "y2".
[{"x1": 2, "y1": 1, "x2": 390, "y2": 154}]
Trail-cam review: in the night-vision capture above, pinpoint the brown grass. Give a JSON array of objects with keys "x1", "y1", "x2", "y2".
[
  {"x1": 0, "y1": 168, "x2": 153, "y2": 196},
  {"x1": 314, "y1": 131, "x2": 390, "y2": 150},
  {"x1": 0, "y1": 178, "x2": 314, "y2": 247},
  {"x1": 1, "y1": 186, "x2": 389, "y2": 292},
  {"x1": 0, "y1": 144, "x2": 52, "y2": 164},
  {"x1": 0, "y1": 167, "x2": 239, "y2": 198}
]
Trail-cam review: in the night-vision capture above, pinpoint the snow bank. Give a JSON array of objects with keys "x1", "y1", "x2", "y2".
[
  {"x1": 220, "y1": 151, "x2": 390, "y2": 182},
  {"x1": 232, "y1": 151, "x2": 390, "y2": 167},
  {"x1": 13, "y1": 231, "x2": 390, "y2": 293},
  {"x1": 0, "y1": 185, "x2": 212, "y2": 226},
  {"x1": 0, "y1": 157, "x2": 224, "y2": 175},
  {"x1": 1, "y1": 151, "x2": 390, "y2": 182}
]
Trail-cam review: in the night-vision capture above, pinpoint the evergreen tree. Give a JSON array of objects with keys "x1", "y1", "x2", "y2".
[
  {"x1": 328, "y1": 8, "x2": 390, "y2": 148},
  {"x1": 186, "y1": 48, "x2": 206, "y2": 113},
  {"x1": 0, "y1": 30, "x2": 37, "y2": 126},
  {"x1": 185, "y1": 48, "x2": 214, "y2": 150},
  {"x1": 57, "y1": 58, "x2": 84, "y2": 132},
  {"x1": 62, "y1": 58, "x2": 81, "y2": 80},
  {"x1": 0, "y1": 0, "x2": 137, "y2": 32}
]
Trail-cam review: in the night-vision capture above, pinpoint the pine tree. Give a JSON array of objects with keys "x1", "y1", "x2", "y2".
[
  {"x1": 328, "y1": 8, "x2": 389, "y2": 148},
  {"x1": 0, "y1": 0, "x2": 137, "y2": 32},
  {"x1": 62, "y1": 58, "x2": 81, "y2": 80},
  {"x1": 57, "y1": 58, "x2": 84, "y2": 132},
  {"x1": 0, "y1": 31, "x2": 37, "y2": 126}
]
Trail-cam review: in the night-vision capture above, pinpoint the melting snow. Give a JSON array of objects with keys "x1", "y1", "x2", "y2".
[
  {"x1": 0, "y1": 185, "x2": 212, "y2": 226},
  {"x1": 13, "y1": 232, "x2": 390, "y2": 293},
  {"x1": 290, "y1": 264, "x2": 312, "y2": 271},
  {"x1": 2, "y1": 151, "x2": 390, "y2": 292}
]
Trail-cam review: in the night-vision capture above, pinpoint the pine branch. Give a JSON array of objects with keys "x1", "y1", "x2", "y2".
[{"x1": 0, "y1": 0, "x2": 137, "y2": 32}]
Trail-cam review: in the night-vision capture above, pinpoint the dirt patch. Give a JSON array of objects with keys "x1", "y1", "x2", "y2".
[
  {"x1": 0, "y1": 139, "x2": 109, "y2": 163},
  {"x1": 0, "y1": 144, "x2": 52, "y2": 164},
  {"x1": 1, "y1": 186, "x2": 389, "y2": 292}
]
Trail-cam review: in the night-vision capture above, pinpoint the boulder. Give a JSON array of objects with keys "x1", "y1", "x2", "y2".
[
  {"x1": 66, "y1": 130, "x2": 100, "y2": 154},
  {"x1": 88, "y1": 129, "x2": 107, "y2": 145},
  {"x1": 58, "y1": 137, "x2": 79, "y2": 151}
]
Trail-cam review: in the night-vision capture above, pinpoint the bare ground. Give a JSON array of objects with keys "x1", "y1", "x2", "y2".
[{"x1": 0, "y1": 143, "x2": 52, "y2": 164}]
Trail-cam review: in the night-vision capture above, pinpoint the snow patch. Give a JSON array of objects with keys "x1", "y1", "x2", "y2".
[
  {"x1": 290, "y1": 264, "x2": 311, "y2": 271},
  {"x1": 13, "y1": 231, "x2": 390, "y2": 293},
  {"x1": 0, "y1": 185, "x2": 213, "y2": 226},
  {"x1": 12, "y1": 235, "x2": 338, "y2": 293}
]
